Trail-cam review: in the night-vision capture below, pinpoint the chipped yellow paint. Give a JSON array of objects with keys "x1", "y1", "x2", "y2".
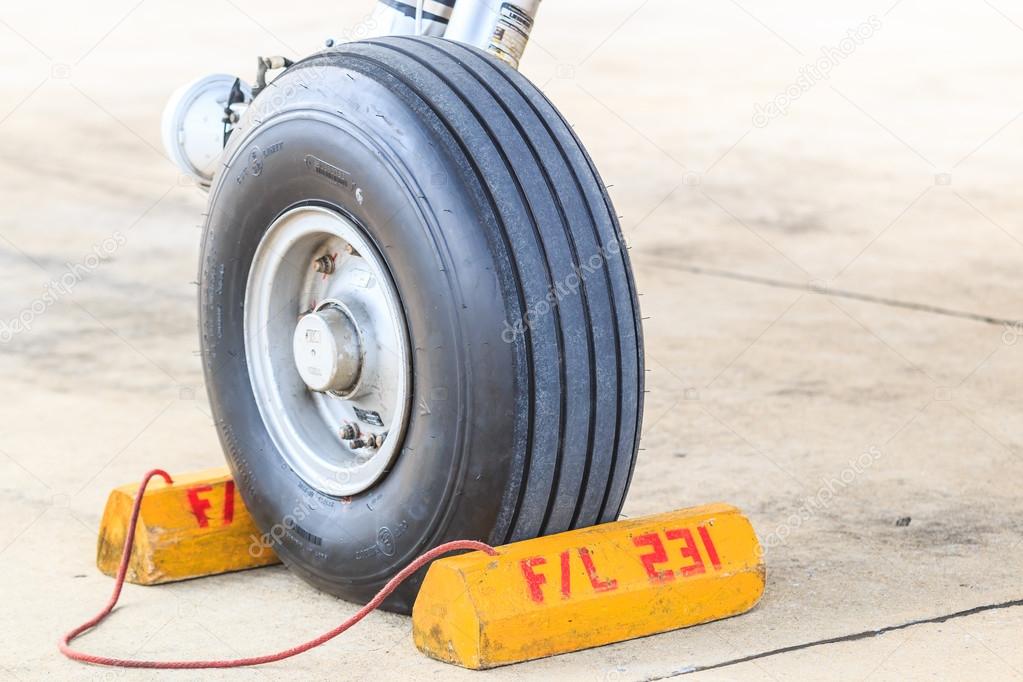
[
  {"x1": 413, "y1": 503, "x2": 764, "y2": 669},
  {"x1": 96, "y1": 467, "x2": 279, "y2": 585}
]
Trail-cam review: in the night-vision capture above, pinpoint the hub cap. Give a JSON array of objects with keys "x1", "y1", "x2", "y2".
[
  {"x1": 292, "y1": 304, "x2": 361, "y2": 394},
  {"x1": 244, "y1": 206, "x2": 411, "y2": 496}
]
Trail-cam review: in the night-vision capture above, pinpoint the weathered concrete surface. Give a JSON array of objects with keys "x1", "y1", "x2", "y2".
[{"x1": 1, "y1": 0, "x2": 1020, "y2": 679}]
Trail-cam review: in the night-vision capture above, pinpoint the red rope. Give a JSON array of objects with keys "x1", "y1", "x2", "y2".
[{"x1": 59, "y1": 468, "x2": 497, "y2": 669}]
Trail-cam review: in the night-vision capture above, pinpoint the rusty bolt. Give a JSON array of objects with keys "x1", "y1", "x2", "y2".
[
  {"x1": 370, "y1": 432, "x2": 388, "y2": 448},
  {"x1": 339, "y1": 423, "x2": 359, "y2": 441},
  {"x1": 349, "y1": 438, "x2": 369, "y2": 449},
  {"x1": 312, "y1": 254, "x2": 335, "y2": 274}
]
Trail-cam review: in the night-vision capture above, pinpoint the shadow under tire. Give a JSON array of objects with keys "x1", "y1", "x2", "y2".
[{"x1": 199, "y1": 36, "x2": 644, "y2": 613}]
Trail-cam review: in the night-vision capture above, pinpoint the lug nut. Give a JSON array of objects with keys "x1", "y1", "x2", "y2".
[
  {"x1": 342, "y1": 427, "x2": 385, "y2": 450},
  {"x1": 312, "y1": 254, "x2": 335, "y2": 274},
  {"x1": 339, "y1": 422, "x2": 359, "y2": 441}
]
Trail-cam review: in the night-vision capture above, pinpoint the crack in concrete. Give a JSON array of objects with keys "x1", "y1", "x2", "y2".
[
  {"x1": 642, "y1": 260, "x2": 1018, "y2": 327},
  {"x1": 647, "y1": 597, "x2": 1023, "y2": 679}
]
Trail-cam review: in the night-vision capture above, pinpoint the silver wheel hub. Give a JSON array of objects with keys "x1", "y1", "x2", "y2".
[
  {"x1": 244, "y1": 206, "x2": 411, "y2": 497},
  {"x1": 293, "y1": 304, "x2": 362, "y2": 394}
]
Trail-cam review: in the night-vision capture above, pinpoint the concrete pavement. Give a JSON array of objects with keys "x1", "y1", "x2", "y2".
[{"x1": 0, "y1": 0, "x2": 1020, "y2": 679}]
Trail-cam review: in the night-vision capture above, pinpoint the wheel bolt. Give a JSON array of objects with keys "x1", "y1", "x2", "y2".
[
  {"x1": 312, "y1": 254, "x2": 335, "y2": 274},
  {"x1": 339, "y1": 423, "x2": 359, "y2": 440},
  {"x1": 346, "y1": 432, "x2": 387, "y2": 450}
]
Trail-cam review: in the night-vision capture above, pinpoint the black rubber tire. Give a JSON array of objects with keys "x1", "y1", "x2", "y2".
[{"x1": 199, "y1": 36, "x2": 644, "y2": 613}]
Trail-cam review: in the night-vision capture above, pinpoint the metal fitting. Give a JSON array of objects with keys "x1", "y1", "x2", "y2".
[
  {"x1": 347, "y1": 432, "x2": 387, "y2": 450},
  {"x1": 312, "y1": 254, "x2": 335, "y2": 274},
  {"x1": 339, "y1": 422, "x2": 359, "y2": 441}
]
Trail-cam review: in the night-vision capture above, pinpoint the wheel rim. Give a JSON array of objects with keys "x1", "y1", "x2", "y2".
[{"x1": 244, "y1": 205, "x2": 411, "y2": 496}]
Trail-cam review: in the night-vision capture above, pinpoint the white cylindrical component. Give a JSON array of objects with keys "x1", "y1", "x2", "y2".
[
  {"x1": 444, "y1": 0, "x2": 541, "y2": 69},
  {"x1": 363, "y1": 0, "x2": 455, "y2": 39},
  {"x1": 161, "y1": 74, "x2": 251, "y2": 188}
]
